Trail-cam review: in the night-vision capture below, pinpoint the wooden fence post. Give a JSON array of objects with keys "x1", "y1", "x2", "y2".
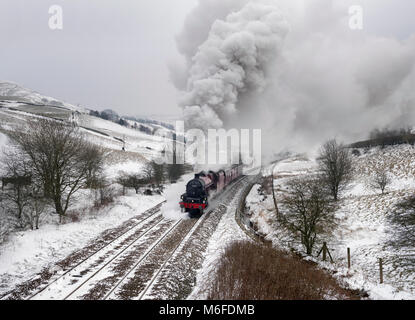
[
  {"x1": 347, "y1": 248, "x2": 351, "y2": 269},
  {"x1": 322, "y1": 242, "x2": 327, "y2": 262},
  {"x1": 379, "y1": 258, "x2": 384, "y2": 284}
]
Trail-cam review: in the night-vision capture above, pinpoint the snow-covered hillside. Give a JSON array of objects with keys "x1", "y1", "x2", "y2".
[
  {"x1": 250, "y1": 147, "x2": 415, "y2": 300},
  {"x1": 0, "y1": 81, "x2": 182, "y2": 178},
  {"x1": 0, "y1": 81, "x2": 84, "y2": 112}
]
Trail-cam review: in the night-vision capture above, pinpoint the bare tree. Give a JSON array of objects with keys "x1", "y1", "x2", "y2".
[
  {"x1": 1, "y1": 148, "x2": 33, "y2": 228},
  {"x1": 369, "y1": 168, "x2": 391, "y2": 195},
  {"x1": 27, "y1": 187, "x2": 48, "y2": 230},
  {"x1": 117, "y1": 174, "x2": 148, "y2": 194},
  {"x1": 143, "y1": 162, "x2": 155, "y2": 183},
  {"x1": 1, "y1": 147, "x2": 49, "y2": 229},
  {"x1": 152, "y1": 161, "x2": 165, "y2": 187},
  {"x1": 143, "y1": 160, "x2": 165, "y2": 187},
  {"x1": 279, "y1": 177, "x2": 336, "y2": 255},
  {"x1": 10, "y1": 119, "x2": 104, "y2": 223},
  {"x1": 166, "y1": 145, "x2": 186, "y2": 183},
  {"x1": 318, "y1": 139, "x2": 352, "y2": 201},
  {"x1": 90, "y1": 174, "x2": 114, "y2": 207}
]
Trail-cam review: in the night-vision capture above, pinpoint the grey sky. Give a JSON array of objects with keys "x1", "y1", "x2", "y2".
[{"x1": 0, "y1": 0, "x2": 414, "y2": 117}]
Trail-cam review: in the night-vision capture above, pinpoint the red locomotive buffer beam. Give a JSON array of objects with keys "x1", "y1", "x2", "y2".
[{"x1": 180, "y1": 202, "x2": 207, "y2": 210}]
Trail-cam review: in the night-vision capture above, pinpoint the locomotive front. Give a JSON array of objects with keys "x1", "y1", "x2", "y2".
[{"x1": 180, "y1": 175, "x2": 209, "y2": 216}]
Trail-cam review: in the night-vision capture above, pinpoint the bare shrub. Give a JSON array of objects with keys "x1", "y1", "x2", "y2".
[
  {"x1": 1, "y1": 148, "x2": 41, "y2": 229},
  {"x1": 318, "y1": 139, "x2": 352, "y2": 201},
  {"x1": 93, "y1": 184, "x2": 116, "y2": 209},
  {"x1": 27, "y1": 191, "x2": 48, "y2": 230},
  {"x1": 352, "y1": 149, "x2": 361, "y2": 157},
  {"x1": 117, "y1": 174, "x2": 148, "y2": 195},
  {"x1": 0, "y1": 202, "x2": 13, "y2": 243},
  {"x1": 388, "y1": 196, "x2": 415, "y2": 248},
  {"x1": 387, "y1": 196, "x2": 415, "y2": 272},
  {"x1": 208, "y1": 241, "x2": 357, "y2": 300},
  {"x1": 279, "y1": 176, "x2": 336, "y2": 255},
  {"x1": 146, "y1": 160, "x2": 165, "y2": 187},
  {"x1": 369, "y1": 168, "x2": 391, "y2": 195},
  {"x1": 166, "y1": 163, "x2": 185, "y2": 184},
  {"x1": 66, "y1": 211, "x2": 81, "y2": 223}
]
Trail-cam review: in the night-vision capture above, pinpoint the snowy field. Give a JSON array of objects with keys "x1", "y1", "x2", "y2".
[{"x1": 246, "y1": 148, "x2": 415, "y2": 300}]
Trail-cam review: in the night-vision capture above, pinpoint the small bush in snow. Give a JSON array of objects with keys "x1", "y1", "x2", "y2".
[{"x1": 369, "y1": 168, "x2": 391, "y2": 195}]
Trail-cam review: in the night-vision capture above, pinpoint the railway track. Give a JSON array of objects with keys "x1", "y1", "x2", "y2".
[
  {"x1": 105, "y1": 214, "x2": 205, "y2": 300},
  {"x1": 135, "y1": 177, "x2": 251, "y2": 300},
  {"x1": 25, "y1": 202, "x2": 166, "y2": 300},
  {"x1": 136, "y1": 212, "x2": 208, "y2": 300},
  {"x1": 79, "y1": 177, "x2": 248, "y2": 300},
  {"x1": 62, "y1": 218, "x2": 181, "y2": 300},
  {"x1": 7, "y1": 176, "x2": 251, "y2": 300}
]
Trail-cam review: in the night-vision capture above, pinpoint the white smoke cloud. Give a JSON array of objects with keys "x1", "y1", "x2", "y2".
[
  {"x1": 174, "y1": 0, "x2": 415, "y2": 156},
  {"x1": 179, "y1": 1, "x2": 289, "y2": 130}
]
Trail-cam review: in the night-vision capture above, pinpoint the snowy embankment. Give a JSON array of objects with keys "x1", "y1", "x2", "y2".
[
  {"x1": 245, "y1": 184, "x2": 275, "y2": 236},
  {"x1": 247, "y1": 149, "x2": 415, "y2": 300}
]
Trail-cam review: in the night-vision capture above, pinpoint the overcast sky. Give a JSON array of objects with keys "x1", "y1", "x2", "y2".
[{"x1": 0, "y1": 0, "x2": 414, "y2": 117}]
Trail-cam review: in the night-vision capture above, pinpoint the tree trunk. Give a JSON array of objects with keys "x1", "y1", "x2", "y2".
[
  {"x1": 54, "y1": 195, "x2": 64, "y2": 223},
  {"x1": 35, "y1": 213, "x2": 40, "y2": 230}
]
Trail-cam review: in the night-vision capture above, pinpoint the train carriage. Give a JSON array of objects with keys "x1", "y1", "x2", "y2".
[{"x1": 180, "y1": 164, "x2": 244, "y2": 217}]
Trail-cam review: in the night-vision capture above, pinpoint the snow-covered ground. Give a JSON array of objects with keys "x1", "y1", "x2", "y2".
[
  {"x1": 0, "y1": 132, "x2": 8, "y2": 151},
  {"x1": 0, "y1": 190, "x2": 164, "y2": 296},
  {"x1": 249, "y1": 147, "x2": 415, "y2": 300}
]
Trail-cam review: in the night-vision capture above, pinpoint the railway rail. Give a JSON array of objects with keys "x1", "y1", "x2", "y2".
[
  {"x1": 27, "y1": 202, "x2": 166, "y2": 300},
  {"x1": 4, "y1": 175, "x2": 253, "y2": 300}
]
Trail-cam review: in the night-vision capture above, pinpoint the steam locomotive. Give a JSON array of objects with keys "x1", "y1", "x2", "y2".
[{"x1": 180, "y1": 165, "x2": 244, "y2": 217}]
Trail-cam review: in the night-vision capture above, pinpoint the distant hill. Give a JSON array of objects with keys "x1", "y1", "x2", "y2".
[
  {"x1": 0, "y1": 81, "x2": 84, "y2": 112},
  {"x1": 0, "y1": 81, "x2": 183, "y2": 164},
  {"x1": 349, "y1": 134, "x2": 415, "y2": 149}
]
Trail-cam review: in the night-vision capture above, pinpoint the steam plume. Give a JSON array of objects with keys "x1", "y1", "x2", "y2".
[
  {"x1": 174, "y1": 0, "x2": 415, "y2": 155},
  {"x1": 179, "y1": 1, "x2": 289, "y2": 130}
]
